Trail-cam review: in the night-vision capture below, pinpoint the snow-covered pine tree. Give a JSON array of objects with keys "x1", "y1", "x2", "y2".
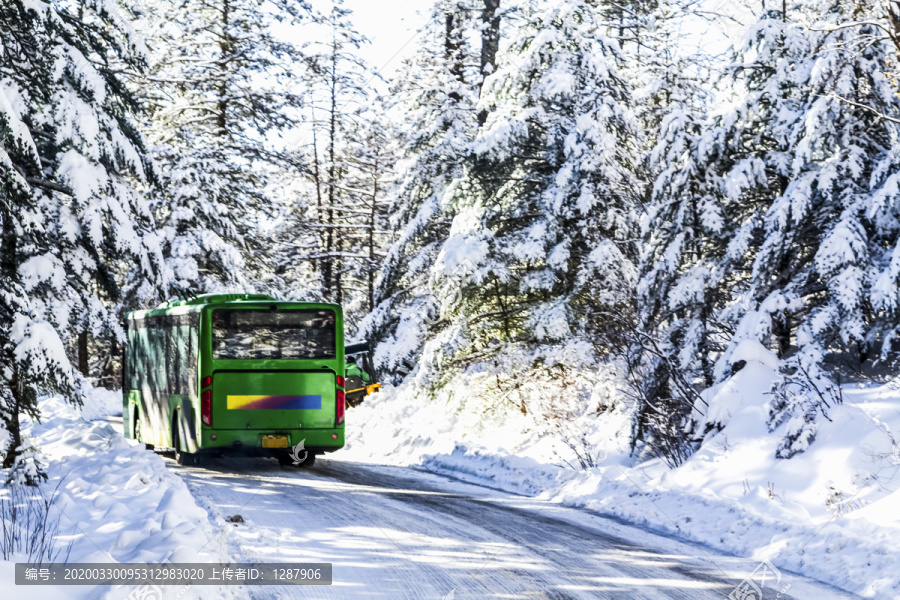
[
  {"x1": 871, "y1": 5, "x2": 900, "y2": 358},
  {"x1": 631, "y1": 0, "x2": 722, "y2": 459},
  {"x1": 1, "y1": 0, "x2": 162, "y2": 480},
  {"x1": 134, "y1": 0, "x2": 311, "y2": 298},
  {"x1": 749, "y1": 3, "x2": 900, "y2": 371},
  {"x1": 680, "y1": 1, "x2": 900, "y2": 376},
  {"x1": 639, "y1": 0, "x2": 900, "y2": 459},
  {"x1": 335, "y1": 101, "x2": 396, "y2": 326},
  {"x1": 700, "y1": 6, "x2": 820, "y2": 373},
  {"x1": 741, "y1": 2, "x2": 900, "y2": 456},
  {"x1": 361, "y1": 0, "x2": 480, "y2": 380},
  {"x1": 418, "y1": 0, "x2": 642, "y2": 399},
  {"x1": 638, "y1": 6, "x2": 810, "y2": 397},
  {"x1": 636, "y1": 5, "x2": 813, "y2": 461},
  {"x1": 296, "y1": 2, "x2": 371, "y2": 306}
]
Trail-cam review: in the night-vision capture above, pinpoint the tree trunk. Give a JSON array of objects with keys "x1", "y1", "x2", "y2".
[
  {"x1": 445, "y1": 11, "x2": 465, "y2": 102},
  {"x1": 311, "y1": 100, "x2": 324, "y2": 279},
  {"x1": 367, "y1": 157, "x2": 380, "y2": 313},
  {"x1": 772, "y1": 174, "x2": 792, "y2": 359},
  {"x1": 478, "y1": 0, "x2": 501, "y2": 126},
  {"x1": 334, "y1": 164, "x2": 345, "y2": 306},
  {"x1": 890, "y1": 3, "x2": 900, "y2": 52},
  {"x1": 0, "y1": 225, "x2": 22, "y2": 470},
  {"x1": 773, "y1": 313, "x2": 792, "y2": 359},
  {"x1": 324, "y1": 40, "x2": 338, "y2": 300},
  {"x1": 78, "y1": 330, "x2": 89, "y2": 378},
  {"x1": 217, "y1": 0, "x2": 231, "y2": 136},
  {"x1": 2, "y1": 373, "x2": 23, "y2": 470}
]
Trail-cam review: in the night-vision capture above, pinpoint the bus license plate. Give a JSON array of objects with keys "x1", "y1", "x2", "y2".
[{"x1": 262, "y1": 435, "x2": 288, "y2": 448}]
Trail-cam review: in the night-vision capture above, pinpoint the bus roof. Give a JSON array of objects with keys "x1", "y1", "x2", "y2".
[
  {"x1": 126, "y1": 294, "x2": 341, "y2": 319},
  {"x1": 166, "y1": 293, "x2": 276, "y2": 308}
]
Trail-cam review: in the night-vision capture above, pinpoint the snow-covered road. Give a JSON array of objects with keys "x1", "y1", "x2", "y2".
[{"x1": 165, "y1": 455, "x2": 861, "y2": 600}]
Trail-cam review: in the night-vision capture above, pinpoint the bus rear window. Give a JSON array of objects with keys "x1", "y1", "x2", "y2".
[{"x1": 212, "y1": 309, "x2": 336, "y2": 360}]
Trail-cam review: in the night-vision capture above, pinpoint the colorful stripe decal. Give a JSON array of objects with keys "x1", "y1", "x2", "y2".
[{"x1": 226, "y1": 395, "x2": 322, "y2": 410}]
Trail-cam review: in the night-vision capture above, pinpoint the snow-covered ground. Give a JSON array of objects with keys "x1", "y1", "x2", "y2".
[
  {"x1": 343, "y1": 347, "x2": 900, "y2": 600},
  {"x1": 0, "y1": 392, "x2": 234, "y2": 600},
  {"x1": 169, "y1": 453, "x2": 859, "y2": 600},
  {"x1": 4, "y1": 346, "x2": 898, "y2": 599}
]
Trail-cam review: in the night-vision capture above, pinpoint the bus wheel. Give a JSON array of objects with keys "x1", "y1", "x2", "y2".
[
  {"x1": 297, "y1": 453, "x2": 316, "y2": 468},
  {"x1": 175, "y1": 444, "x2": 201, "y2": 466},
  {"x1": 173, "y1": 422, "x2": 201, "y2": 466},
  {"x1": 135, "y1": 415, "x2": 154, "y2": 450}
]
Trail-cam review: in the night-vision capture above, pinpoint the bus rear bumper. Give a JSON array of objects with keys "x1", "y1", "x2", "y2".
[{"x1": 196, "y1": 428, "x2": 344, "y2": 454}]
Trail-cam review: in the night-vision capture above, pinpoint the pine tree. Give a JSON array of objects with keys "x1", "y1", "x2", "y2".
[
  {"x1": 632, "y1": 0, "x2": 720, "y2": 459},
  {"x1": 362, "y1": 0, "x2": 480, "y2": 379},
  {"x1": 639, "y1": 6, "x2": 812, "y2": 388},
  {"x1": 337, "y1": 102, "x2": 396, "y2": 325},
  {"x1": 681, "y1": 2, "x2": 900, "y2": 374},
  {"x1": 753, "y1": 3, "x2": 900, "y2": 370},
  {"x1": 298, "y1": 2, "x2": 371, "y2": 305},
  {"x1": 1, "y1": 0, "x2": 162, "y2": 480},
  {"x1": 638, "y1": 0, "x2": 900, "y2": 459},
  {"x1": 418, "y1": 0, "x2": 642, "y2": 397},
  {"x1": 134, "y1": 0, "x2": 311, "y2": 298},
  {"x1": 726, "y1": 1, "x2": 900, "y2": 456}
]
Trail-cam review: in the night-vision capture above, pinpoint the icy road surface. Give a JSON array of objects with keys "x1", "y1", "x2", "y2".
[{"x1": 166, "y1": 456, "x2": 861, "y2": 600}]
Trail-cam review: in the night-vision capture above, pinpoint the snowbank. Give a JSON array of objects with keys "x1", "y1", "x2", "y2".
[
  {"x1": 77, "y1": 386, "x2": 124, "y2": 422},
  {"x1": 345, "y1": 356, "x2": 900, "y2": 599},
  {"x1": 0, "y1": 393, "x2": 233, "y2": 600}
]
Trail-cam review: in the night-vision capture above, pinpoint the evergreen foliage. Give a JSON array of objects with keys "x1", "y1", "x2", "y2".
[
  {"x1": 134, "y1": 0, "x2": 312, "y2": 298},
  {"x1": 637, "y1": 0, "x2": 900, "y2": 460},
  {"x1": 361, "y1": 0, "x2": 480, "y2": 380},
  {"x1": 426, "y1": 0, "x2": 641, "y2": 377},
  {"x1": 5, "y1": 0, "x2": 900, "y2": 473},
  {"x1": 0, "y1": 0, "x2": 162, "y2": 480}
]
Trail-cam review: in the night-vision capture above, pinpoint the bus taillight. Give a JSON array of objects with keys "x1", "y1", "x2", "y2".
[
  {"x1": 335, "y1": 375, "x2": 345, "y2": 425},
  {"x1": 201, "y1": 389, "x2": 212, "y2": 426},
  {"x1": 336, "y1": 388, "x2": 345, "y2": 426}
]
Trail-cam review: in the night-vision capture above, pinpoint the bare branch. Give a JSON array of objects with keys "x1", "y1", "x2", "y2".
[{"x1": 820, "y1": 93, "x2": 900, "y2": 126}]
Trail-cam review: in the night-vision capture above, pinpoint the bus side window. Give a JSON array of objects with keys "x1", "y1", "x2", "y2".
[
  {"x1": 134, "y1": 320, "x2": 144, "y2": 394},
  {"x1": 130, "y1": 320, "x2": 138, "y2": 390},
  {"x1": 164, "y1": 319, "x2": 171, "y2": 395},
  {"x1": 126, "y1": 325, "x2": 134, "y2": 390},
  {"x1": 151, "y1": 317, "x2": 165, "y2": 404},
  {"x1": 173, "y1": 323, "x2": 183, "y2": 395},
  {"x1": 188, "y1": 314, "x2": 199, "y2": 398},
  {"x1": 138, "y1": 320, "x2": 149, "y2": 395},
  {"x1": 123, "y1": 319, "x2": 132, "y2": 391},
  {"x1": 132, "y1": 324, "x2": 141, "y2": 390},
  {"x1": 165, "y1": 316, "x2": 176, "y2": 396},
  {"x1": 145, "y1": 318, "x2": 155, "y2": 400},
  {"x1": 175, "y1": 319, "x2": 189, "y2": 396}
]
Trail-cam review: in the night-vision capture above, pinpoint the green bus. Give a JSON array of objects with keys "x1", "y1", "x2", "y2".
[{"x1": 122, "y1": 293, "x2": 345, "y2": 467}]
